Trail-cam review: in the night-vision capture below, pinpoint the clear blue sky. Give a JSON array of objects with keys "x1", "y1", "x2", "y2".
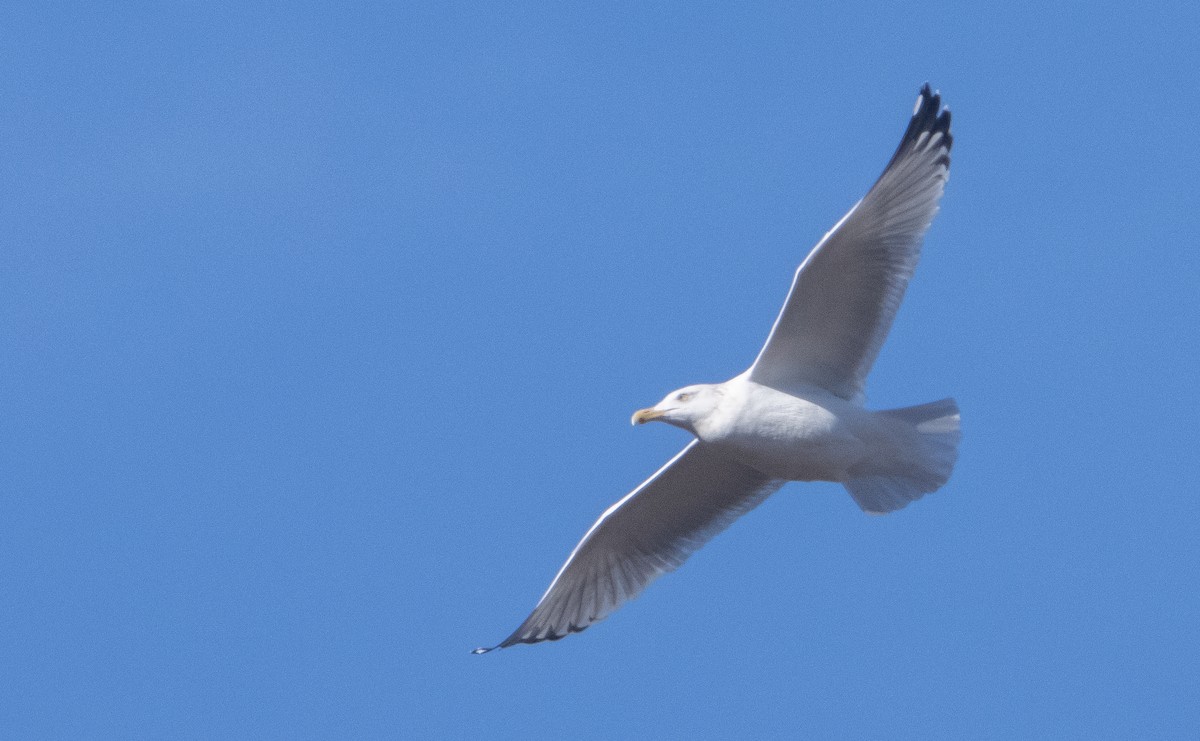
[{"x1": 3, "y1": 2, "x2": 1198, "y2": 738}]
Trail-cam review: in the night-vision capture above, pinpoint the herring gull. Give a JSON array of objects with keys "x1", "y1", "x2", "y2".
[{"x1": 474, "y1": 84, "x2": 959, "y2": 653}]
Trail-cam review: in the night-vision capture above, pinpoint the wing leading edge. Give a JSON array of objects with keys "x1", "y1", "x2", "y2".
[
  {"x1": 474, "y1": 442, "x2": 782, "y2": 652},
  {"x1": 749, "y1": 84, "x2": 952, "y2": 401}
]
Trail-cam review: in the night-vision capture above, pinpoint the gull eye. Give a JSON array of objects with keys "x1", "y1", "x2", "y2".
[{"x1": 675, "y1": 392, "x2": 693, "y2": 402}]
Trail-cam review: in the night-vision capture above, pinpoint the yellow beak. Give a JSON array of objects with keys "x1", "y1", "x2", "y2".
[{"x1": 631, "y1": 407, "x2": 665, "y2": 426}]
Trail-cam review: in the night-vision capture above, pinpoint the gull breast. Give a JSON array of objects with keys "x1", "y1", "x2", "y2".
[{"x1": 700, "y1": 380, "x2": 867, "y2": 482}]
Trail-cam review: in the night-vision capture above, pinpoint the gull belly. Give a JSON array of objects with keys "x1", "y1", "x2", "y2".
[{"x1": 695, "y1": 374, "x2": 869, "y2": 482}]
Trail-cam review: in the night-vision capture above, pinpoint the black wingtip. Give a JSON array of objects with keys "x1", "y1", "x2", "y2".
[
  {"x1": 471, "y1": 621, "x2": 590, "y2": 654},
  {"x1": 877, "y1": 83, "x2": 952, "y2": 177},
  {"x1": 913, "y1": 84, "x2": 947, "y2": 130},
  {"x1": 915, "y1": 83, "x2": 952, "y2": 143}
]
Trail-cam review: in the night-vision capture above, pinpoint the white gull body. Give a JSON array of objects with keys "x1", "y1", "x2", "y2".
[
  {"x1": 682, "y1": 376, "x2": 950, "y2": 485},
  {"x1": 476, "y1": 85, "x2": 960, "y2": 653}
]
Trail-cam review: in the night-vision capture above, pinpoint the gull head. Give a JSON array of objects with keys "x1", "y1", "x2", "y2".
[{"x1": 631, "y1": 384, "x2": 722, "y2": 433}]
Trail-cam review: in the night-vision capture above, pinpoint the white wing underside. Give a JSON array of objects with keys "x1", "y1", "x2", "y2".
[
  {"x1": 749, "y1": 85, "x2": 952, "y2": 401},
  {"x1": 476, "y1": 441, "x2": 782, "y2": 651},
  {"x1": 478, "y1": 86, "x2": 954, "y2": 652}
]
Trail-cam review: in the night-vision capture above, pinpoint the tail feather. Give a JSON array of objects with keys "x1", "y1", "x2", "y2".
[{"x1": 845, "y1": 398, "x2": 960, "y2": 515}]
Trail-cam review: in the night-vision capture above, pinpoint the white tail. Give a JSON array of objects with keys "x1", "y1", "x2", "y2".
[{"x1": 845, "y1": 398, "x2": 961, "y2": 514}]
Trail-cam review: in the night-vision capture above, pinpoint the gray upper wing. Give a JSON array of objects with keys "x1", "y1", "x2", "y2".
[
  {"x1": 475, "y1": 441, "x2": 782, "y2": 652},
  {"x1": 748, "y1": 85, "x2": 952, "y2": 401}
]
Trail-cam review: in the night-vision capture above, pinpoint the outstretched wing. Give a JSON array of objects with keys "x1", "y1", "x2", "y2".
[
  {"x1": 474, "y1": 441, "x2": 782, "y2": 652},
  {"x1": 749, "y1": 85, "x2": 952, "y2": 401}
]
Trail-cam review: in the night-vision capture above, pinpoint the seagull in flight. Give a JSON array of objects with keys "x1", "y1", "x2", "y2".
[{"x1": 475, "y1": 84, "x2": 959, "y2": 653}]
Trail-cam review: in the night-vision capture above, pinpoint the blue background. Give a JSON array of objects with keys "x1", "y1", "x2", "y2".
[{"x1": 4, "y1": 2, "x2": 1198, "y2": 738}]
